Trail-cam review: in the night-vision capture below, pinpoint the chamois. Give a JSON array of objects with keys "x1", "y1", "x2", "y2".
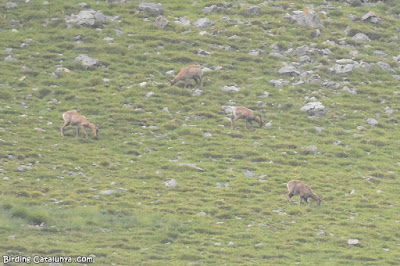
[
  {"x1": 61, "y1": 111, "x2": 98, "y2": 139},
  {"x1": 231, "y1": 106, "x2": 263, "y2": 130},
  {"x1": 287, "y1": 180, "x2": 321, "y2": 205},
  {"x1": 170, "y1": 65, "x2": 203, "y2": 89}
]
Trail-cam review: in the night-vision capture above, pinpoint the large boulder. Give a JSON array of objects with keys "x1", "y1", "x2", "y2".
[
  {"x1": 65, "y1": 10, "x2": 118, "y2": 28},
  {"x1": 75, "y1": 54, "x2": 100, "y2": 68},
  {"x1": 137, "y1": 3, "x2": 164, "y2": 16},
  {"x1": 285, "y1": 11, "x2": 323, "y2": 28},
  {"x1": 300, "y1": 102, "x2": 327, "y2": 118},
  {"x1": 352, "y1": 33, "x2": 371, "y2": 42},
  {"x1": 194, "y1": 18, "x2": 214, "y2": 28}
]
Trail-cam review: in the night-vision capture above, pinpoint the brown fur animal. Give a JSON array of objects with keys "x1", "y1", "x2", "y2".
[
  {"x1": 170, "y1": 65, "x2": 203, "y2": 89},
  {"x1": 61, "y1": 111, "x2": 98, "y2": 139},
  {"x1": 231, "y1": 106, "x2": 263, "y2": 129},
  {"x1": 287, "y1": 180, "x2": 321, "y2": 205}
]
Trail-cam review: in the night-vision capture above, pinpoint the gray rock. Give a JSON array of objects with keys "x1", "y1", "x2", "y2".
[
  {"x1": 6, "y1": 2, "x2": 18, "y2": 9},
  {"x1": 174, "y1": 17, "x2": 191, "y2": 26},
  {"x1": 198, "y1": 49, "x2": 211, "y2": 56},
  {"x1": 343, "y1": 86, "x2": 357, "y2": 94},
  {"x1": 373, "y1": 50, "x2": 387, "y2": 57},
  {"x1": 145, "y1": 92, "x2": 154, "y2": 98},
  {"x1": 65, "y1": 10, "x2": 107, "y2": 27},
  {"x1": 258, "y1": 91, "x2": 269, "y2": 98},
  {"x1": 385, "y1": 106, "x2": 394, "y2": 116},
  {"x1": 307, "y1": 74, "x2": 321, "y2": 84},
  {"x1": 330, "y1": 63, "x2": 358, "y2": 74},
  {"x1": 222, "y1": 105, "x2": 234, "y2": 114},
  {"x1": 100, "y1": 190, "x2": 117, "y2": 195},
  {"x1": 285, "y1": 11, "x2": 323, "y2": 28},
  {"x1": 137, "y1": 3, "x2": 164, "y2": 16},
  {"x1": 203, "y1": 132, "x2": 212, "y2": 137},
  {"x1": 75, "y1": 54, "x2": 100, "y2": 68},
  {"x1": 244, "y1": 170, "x2": 256, "y2": 178},
  {"x1": 193, "y1": 89, "x2": 203, "y2": 96},
  {"x1": 360, "y1": 61, "x2": 372, "y2": 72},
  {"x1": 155, "y1": 16, "x2": 169, "y2": 29},
  {"x1": 164, "y1": 178, "x2": 178, "y2": 188},
  {"x1": 348, "y1": 239, "x2": 359, "y2": 245},
  {"x1": 366, "y1": 118, "x2": 378, "y2": 126},
  {"x1": 300, "y1": 102, "x2": 327, "y2": 118},
  {"x1": 269, "y1": 52, "x2": 286, "y2": 59},
  {"x1": 194, "y1": 18, "x2": 214, "y2": 28},
  {"x1": 292, "y1": 45, "x2": 309, "y2": 56},
  {"x1": 221, "y1": 85, "x2": 240, "y2": 92},
  {"x1": 361, "y1": 11, "x2": 382, "y2": 23},
  {"x1": 352, "y1": 33, "x2": 370, "y2": 42},
  {"x1": 247, "y1": 6, "x2": 261, "y2": 14},
  {"x1": 376, "y1": 61, "x2": 395, "y2": 73},
  {"x1": 393, "y1": 55, "x2": 400, "y2": 65},
  {"x1": 322, "y1": 81, "x2": 340, "y2": 90},
  {"x1": 311, "y1": 29, "x2": 321, "y2": 37},
  {"x1": 5, "y1": 55, "x2": 16, "y2": 61},
  {"x1": 203, "y1": 5, "x2": 220, "y2": 13},
  {"x1": 197, "y1": 211, "x2": 206, "y2": 216},
  {"x1": 270, "y1": 79, "x2": 289, "y2": 87},
  {"x1": 278, "y1": 65, "x2": 300, "y2": 76},
  {"x1": 302, "y1": 145, "x2": 318, "y2": 153},
  {"x1": 336, "y1": 59, "x2": 354, "y2": 64},
  {"x1": 249, "y1": 50, "x2": 263, "y2": 56},
  {"x1": 392, "y1": 75, "x2": 400, "y2": 82}
]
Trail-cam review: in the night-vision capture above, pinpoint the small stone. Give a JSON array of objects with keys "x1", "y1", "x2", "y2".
[
  {"x1": 100, "y1": 190, "x2": 116, "y2": 195},
  {"x1": 221, "y1": 85, "x2": 240, "y2": 92},
  {"x1": 244, "y1": 170, "x2": 256, "y2": 178},
  {"x1": 348, "y1": 239, "x2": 359, "y2": 245},
  {"x1": 164, "y1": 178, "x2": 178, "y2": 188},
  {"x1": 366, "y1": 118, "x2": 378, "y2": 126},
  {"x1": 203, "y1": 132, "x2": 212, "y2": 137},
  {"x1": 352, "y1": 33, "x2": 370, "y2": 42},
  {"x1": 197, "y1": 211, "x2": 206, "y2": 216},
  {"x1": 193, "y1": 18, "x2": 214, "y2": 28},
  {"x1": 144, "y1": 91, "x2": 154, "y2": 97},
  {"x1": 247, "y1": 6, "x2": 261, "y2": 14}
]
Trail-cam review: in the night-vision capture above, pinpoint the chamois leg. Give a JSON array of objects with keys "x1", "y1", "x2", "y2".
[
  {"x1": 231, "y1": 116, "x2": 239, "y2": 129},
  {"x1": 287, "y1": 192, "x2": 293, "y2": 204},
  {"x1": 199, "y1": 76, "x2": 203, "y2": 88},
  {"x1": 81, "y1": 126, "x2": 88, "y2": 138},
  {"x1": 193, "y1": 77, "x2": 199, "y2": 88},
  {"x1": 299, "y1": 196, "x2": 303, "y2": 205},
  {"x1": 61, "y1": 122, "x2": 69, "y2": 137},
  {"x1": 76, "y1": 126, "x2": 80, "y2": 137}
]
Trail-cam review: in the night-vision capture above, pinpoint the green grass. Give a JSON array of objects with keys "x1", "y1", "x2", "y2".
[{"x1": 0, "y1": 0, "x2": 399, "y2": 264}]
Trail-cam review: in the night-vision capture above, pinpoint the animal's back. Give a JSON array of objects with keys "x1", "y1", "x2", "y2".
[
  {"x1": 233, "y1": 106, "x2": 250, "y2": 117},
  {"x1": 63, "y1": 111, "x2": 85, "y2": 125},
  {"x1": 287, "y1": 180, "x2": 304, "y2": 193},
  {"x1": 183, "y1": 65, "x2": 202, "y2": 77}
]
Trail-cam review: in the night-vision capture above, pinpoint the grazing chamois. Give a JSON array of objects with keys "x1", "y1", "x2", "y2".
[
  {"x1": 231, "y1": 106, "x2": 263, "y2": 130},
  {"x1": 61, "y1": 111, "x2": 99, "y2": 139},
  {"x1": 170, "y1": 65, "x2": 203, "y2": 89},
  {"x1": 287, "y1": 180, "x2": 321, "y2": 205}
]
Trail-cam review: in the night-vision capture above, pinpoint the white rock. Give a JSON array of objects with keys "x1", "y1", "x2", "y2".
[
  {"x1": 164, "y1": 178, "x2": 178, "y2": 188},
  {"x1": 348, "y1": 239, "x2": 359, "y2": 245}
]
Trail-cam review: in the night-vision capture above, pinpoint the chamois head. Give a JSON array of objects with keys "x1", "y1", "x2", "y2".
[{"x1": 88, "y1": 123, "x2": 99, "y2": 139}]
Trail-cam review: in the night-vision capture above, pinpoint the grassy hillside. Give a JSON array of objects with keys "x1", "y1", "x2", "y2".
[{"x1": 0, "y1": 0, "x2": 399, "y2": 264}]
